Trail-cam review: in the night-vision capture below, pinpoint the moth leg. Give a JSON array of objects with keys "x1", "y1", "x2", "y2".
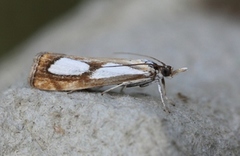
[
  {"x1": 67, "y1": 89, "x2": 79, "y2": 94},
  {"x1": 139, "y1": 82, "x2": 151, "y2": 87},
  {"x1": 120, "y1": 85, "x2": 127, "y2": 93},
  {"x1": 102, "y1": 79, "x2": 151, "y2": 94},
  {"x1": 157, "y1": 79, "x2": 170, "y2": 113},
  {"x1": 161, "y1": 78, "x2": 175, "y2": 106},
  {"x1": 101, "y1": 82, "x2": 129, "y2": 95}
]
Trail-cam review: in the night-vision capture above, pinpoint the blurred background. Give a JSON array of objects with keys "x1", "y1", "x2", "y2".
[
  {"x1": 1, "y1": 0, "x2": 240, "y2": 97},
  {"x1": 0, "y1": 0, "x2": 82, "y2": 59},
  {"x1": 1, "y1": 0, "x2": 240, "y2": 60}
]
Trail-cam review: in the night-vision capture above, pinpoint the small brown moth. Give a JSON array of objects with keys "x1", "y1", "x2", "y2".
[{"x1": 29, "y1": 52, "x2": 187, "y2": 112}]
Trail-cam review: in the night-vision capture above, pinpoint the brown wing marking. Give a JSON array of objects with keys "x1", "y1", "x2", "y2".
[{"x1": 29, "y1": 52, "x2": 152, "y2": 91}]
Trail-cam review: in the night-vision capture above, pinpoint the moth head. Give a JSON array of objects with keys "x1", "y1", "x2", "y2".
[{"x1": 161, "y1": 65, "x2": 187, "y2": 77}]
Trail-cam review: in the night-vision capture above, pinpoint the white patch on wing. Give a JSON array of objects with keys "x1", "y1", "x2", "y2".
[
  {"x1": 48, "y1": 58, "x2": 89, "y2": 75},
  {"x1": 91, "y1": 63, "x2": 147, "y2": 79}
]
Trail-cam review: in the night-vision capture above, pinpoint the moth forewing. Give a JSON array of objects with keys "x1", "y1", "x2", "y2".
[
  {"x1": 29, "y1": 52, "x2": 155, "y2": 91},
  {"x1": 29, "y1": 52, "x2": 188, "y2": 112}
]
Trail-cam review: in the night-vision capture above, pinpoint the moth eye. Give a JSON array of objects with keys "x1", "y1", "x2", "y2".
[{"x1": 161, "y1": 68, "x2": 171, "y2": 77}]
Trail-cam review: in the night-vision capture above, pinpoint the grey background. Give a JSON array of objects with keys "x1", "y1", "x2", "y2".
[{"x1": 1, "y1": 0, "x2": 240, "y2": 155}]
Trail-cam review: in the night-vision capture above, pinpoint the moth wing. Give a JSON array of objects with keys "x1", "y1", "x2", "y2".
[{"x1": 29, "y1": 52, "x2": 154, "y2": 91}]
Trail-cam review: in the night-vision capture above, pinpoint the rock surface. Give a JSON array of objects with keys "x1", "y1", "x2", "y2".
[{"x1": 1, "y1": 0, "x2": 240, "y2": 155}]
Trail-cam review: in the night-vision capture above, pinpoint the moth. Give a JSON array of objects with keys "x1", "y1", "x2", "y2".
[{"x1": 29, "y1": 52, "x2": 187, "y2": 112}]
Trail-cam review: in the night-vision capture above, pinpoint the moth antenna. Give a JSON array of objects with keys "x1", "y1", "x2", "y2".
[
  {"x1": 114, "y1": 52, "x2": 166, "y2": 66},
  {"x1": 102, "y1": 63, "x2": 151, "y2": 68}
]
